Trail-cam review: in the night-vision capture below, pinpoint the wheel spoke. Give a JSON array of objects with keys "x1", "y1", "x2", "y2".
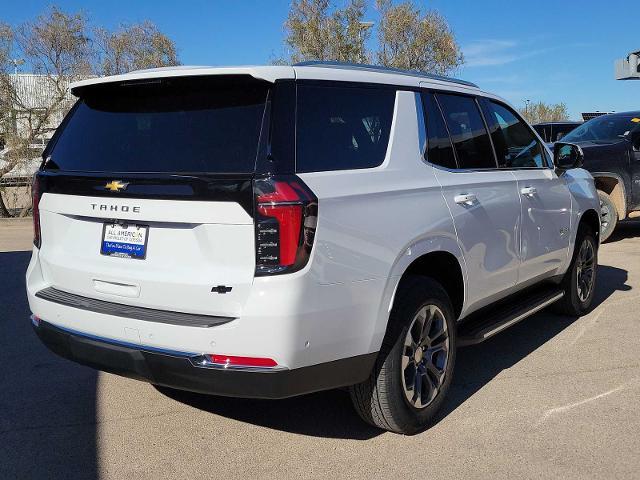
[
  {"x1": 401, "y1": 351, "x2": 411, "y2": 371},
  {"x1": 419, "y1": 307, "x2": 435, "y2": 346},
  {"x1": 428, "y1": 316, "x2": 447, "y2": 345},
  {"x1": 410, "y1": 307, "x2": 427, "y2": 344},
  {"x1": 426, "y1": 361, "x2": 443, "y2": 384},
  {"x1": 424, "y1": 371, "x2": 438, "y2": 404},
  {"x1": 404, "y1": 362, "x2": 416, "y2": 392},
  {"x1": 413, "y1": 367, "x2": 424, "y2": 407}
]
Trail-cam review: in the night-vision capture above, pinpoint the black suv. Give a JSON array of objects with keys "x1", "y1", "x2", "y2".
[
  {"x1": 561, "y1": 111, "x2": 640, "y2": 241},
  {"x1": 533, "y1": 121, "x2": 582, "y2": 144}
]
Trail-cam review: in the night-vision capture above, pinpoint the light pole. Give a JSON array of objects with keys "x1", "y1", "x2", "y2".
[
  {"x1": 11, "y1": 58, "x2": 25, "y2": 75},
  {"x1": 357, "y1": 21, "x2": 374, "y2": 64}
]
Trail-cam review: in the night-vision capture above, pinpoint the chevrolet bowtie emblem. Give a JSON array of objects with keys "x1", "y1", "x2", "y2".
[{"x1": 105, "y1": 180, "x2": 129, "y2": 192}]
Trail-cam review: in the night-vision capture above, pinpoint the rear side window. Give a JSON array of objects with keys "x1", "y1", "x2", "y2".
[
  {"x1": 436, "y1": 94, "x2": 496, "y2": 169},
  {"x1": 296, "y1": 85, "x2": 396, "y2": 173},
  {"x1": 46, "y1": 76, "x2": 269, "y2": 173},
  {"x1": 484, "y1": 101, "x2": 545, "y2": 168},
  {"x1": 422, "y1": 92, "x2": 457, "y2": 169}
]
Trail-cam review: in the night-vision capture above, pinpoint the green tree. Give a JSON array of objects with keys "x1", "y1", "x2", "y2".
[
  {"x1": 519, "y1": 101, "x2": 570, "y2": 125},
  {"x1": 281, "y1": 0, "x2": 464, "y2": 75}
]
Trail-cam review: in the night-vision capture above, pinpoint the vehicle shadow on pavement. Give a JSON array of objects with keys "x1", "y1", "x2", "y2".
[
  {"x1": 436, "y1": 263, "x2": 630, "y2": 426},
  {"x1": 0, "y1": 251, "x2": 99, "y2": 480},
  {"x1": 157, "y1": 386, "x2": 383, "y2": 440},
  {"x1": 160, "y1": 263, "x2": 630, "y2": 439},
  {"x1": 606, "y1": 220, "x2": 640, "y2": 243}
]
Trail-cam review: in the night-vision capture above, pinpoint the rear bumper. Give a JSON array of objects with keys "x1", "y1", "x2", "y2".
[{"x1": 32, "y1": 317, "x2": 377, "y2": 399}]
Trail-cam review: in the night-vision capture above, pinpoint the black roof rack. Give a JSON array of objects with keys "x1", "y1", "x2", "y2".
[{"x1": 294, "y1": 61, "x2": 478, "y2": 88}]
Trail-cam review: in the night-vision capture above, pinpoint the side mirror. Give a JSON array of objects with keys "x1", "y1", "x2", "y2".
[
  {"x1": 631, "y1": 130, "x2": 640, "y2": 151},
  {"x1": 554, "y1": 142, "x2": 584, "y2": 169}
]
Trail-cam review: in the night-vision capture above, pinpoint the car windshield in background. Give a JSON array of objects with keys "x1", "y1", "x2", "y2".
[
  {"x1": 563, "y1": 114, "x2": 640, "y2": 143},
  {"x1": 46, "y1": 76, "x2": 270, "y2": 174}
]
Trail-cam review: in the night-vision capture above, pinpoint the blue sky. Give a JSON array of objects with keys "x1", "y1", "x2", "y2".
[{"x1": 5, "y1": 0, "x2": 638, "y2": 119}]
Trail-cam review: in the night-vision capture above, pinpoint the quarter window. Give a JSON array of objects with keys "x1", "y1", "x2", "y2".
[
  {"x1": 485, "y1": 101, "x2": 545, "y2": 168},
  {"x1": 436, "y1": 94, "x2": 496, "y2": 169},
  {"x1": 296, "y1": 85, "x2": 396, "y2": 173}
]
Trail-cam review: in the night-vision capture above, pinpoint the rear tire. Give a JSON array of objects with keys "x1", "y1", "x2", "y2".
[
  {"x1": 349, "y1": 276, "x2": 456, "y2": 434},
  {"x1": 555, "y1": 226, "x2": 598, "y2": 316},
  {"x1": 598, "y1": 190, "x2": 617, "y2": 242}
]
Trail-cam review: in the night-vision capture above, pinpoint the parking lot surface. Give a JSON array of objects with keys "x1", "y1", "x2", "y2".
[{"x1": 1, "y1": 219, "x2": 639, "y2": 479}]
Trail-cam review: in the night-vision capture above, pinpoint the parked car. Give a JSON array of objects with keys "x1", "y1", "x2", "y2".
[
  {"x1": 533, "y1": 121, "x2": 582, "y2": 143},
  {"x1": 27, "y1": 62, "x2": 600, "y2": 434},
  {"x1": 561, "y1": 111, "x2": 640, "y2": 241}
]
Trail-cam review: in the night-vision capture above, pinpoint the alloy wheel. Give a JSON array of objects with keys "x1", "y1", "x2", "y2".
[
  {"x1": 401, "y1": 304, "x2": 450, "y2": 409},
  {"x1": 576, "y1": 239, "x2": 596, "y2": 303}
]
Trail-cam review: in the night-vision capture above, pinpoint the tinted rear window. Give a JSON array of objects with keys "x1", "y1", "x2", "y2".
[
  {"x1": 46, "y1": 76, "x2": 269, "y2": 173},
  {"x1": 296, "y1": 85, "x2": 396, "y2": 173},
  {"x1": 436, "y1": 93, "x2": 496, "y2": 169},
  {"x1": 422, "y1": 92, "x2": 457, "y2": 169}
]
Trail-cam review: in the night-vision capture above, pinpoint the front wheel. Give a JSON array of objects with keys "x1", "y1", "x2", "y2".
[
  {"x1": 555, "y1": 227, "x2": 598, "y2": 316},
  {"x1": 349, "y1": 276, "x2": 456, "y2": 434}
]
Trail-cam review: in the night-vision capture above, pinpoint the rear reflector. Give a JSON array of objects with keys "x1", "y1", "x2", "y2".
[
  {"x1": 190, "y1": 353, "x2": 279, "y2": 369},
  {"x1": 206, "y1": 354, "x2": 278, "y2": 368}
]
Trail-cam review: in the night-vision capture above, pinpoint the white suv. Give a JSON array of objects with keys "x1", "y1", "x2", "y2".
[{"x1": 27, "y1": 62, "x2": 600, "y2": 434}]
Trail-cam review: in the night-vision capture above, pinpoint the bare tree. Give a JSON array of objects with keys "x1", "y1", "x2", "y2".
[
  {"x1": 95, "y1": 21, "x2": 179, "y2": 76},
  {"x1": 281, "y1": 0, "x2": 463, "y2": 76},
  {"x1": 284, "y1": 0, "x2": 371, "y2": 64},
  {"x1": 519, "y1": 101, "x2": 569, "y2": 125},
  {"x1": 0, "y1": 7, "x2": 180, "y2": 217},
  {"x1": 375, "y1": 0, "x2": 463, "y2": 75},
  {"x1": 0, "y1": 8, "x2": 92, "y2": 217}
]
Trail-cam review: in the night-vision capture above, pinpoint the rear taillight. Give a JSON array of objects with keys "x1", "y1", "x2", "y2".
[
  {"x1": 254, "y1": 176, "x2": 317, "y2": 275},
  {"x1": 32, "y1": 174, "x2": 42, "y2": 248}
]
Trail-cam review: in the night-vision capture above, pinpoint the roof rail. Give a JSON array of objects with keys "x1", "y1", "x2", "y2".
[{"x1": 293, "y1": 61, "x2": 478, "y2": 88}]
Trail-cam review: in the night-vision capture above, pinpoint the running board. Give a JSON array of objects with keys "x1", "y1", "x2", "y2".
[{"x1": 457, "y1": 287, "x2": 564, "y2": 347}]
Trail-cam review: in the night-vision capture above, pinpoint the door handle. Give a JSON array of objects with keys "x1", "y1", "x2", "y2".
[
  {"x1": 520, "y1": 186, "x2": 537, "y2": 197},
  {"x1": 454, "y1": 193, "x2": 477, "y2": 205}
]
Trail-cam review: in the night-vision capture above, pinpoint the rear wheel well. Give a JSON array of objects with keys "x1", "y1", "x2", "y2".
[
  {"x1": 593, "y1": 176, "x2": 625, "y2": 219},
  {"x1": 579, "y1": 208, "x2": 600, "y2": 241},
  {"x1": 398, "y1": 251, "x2": 464, "y2": 319}
]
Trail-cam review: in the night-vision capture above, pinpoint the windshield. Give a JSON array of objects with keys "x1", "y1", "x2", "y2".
[
  {"x1": 563, "y1": 114, "x2": 640, "y2": 143},
  {"x1": 46, "y1": 76, "x2": 270, "y2": 174}
]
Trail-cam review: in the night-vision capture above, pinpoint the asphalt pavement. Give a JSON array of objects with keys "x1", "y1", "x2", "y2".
[{"x1": 1, "y1": 219, "x2": 639, "y2": 479}]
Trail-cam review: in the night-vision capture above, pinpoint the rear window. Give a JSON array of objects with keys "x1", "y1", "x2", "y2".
[
  {"x1": 422, "y1": 92, "x2": 457, "y2": 169},
  {"x1": 46, "y1": 76, "x2": 269, "y2": 173},
  {"x1": 296, "y1": 84, "x2": 396, "y2": 173},
  {"x1": 436, "y1": 93, "x2": 496, "y2": 169}
]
